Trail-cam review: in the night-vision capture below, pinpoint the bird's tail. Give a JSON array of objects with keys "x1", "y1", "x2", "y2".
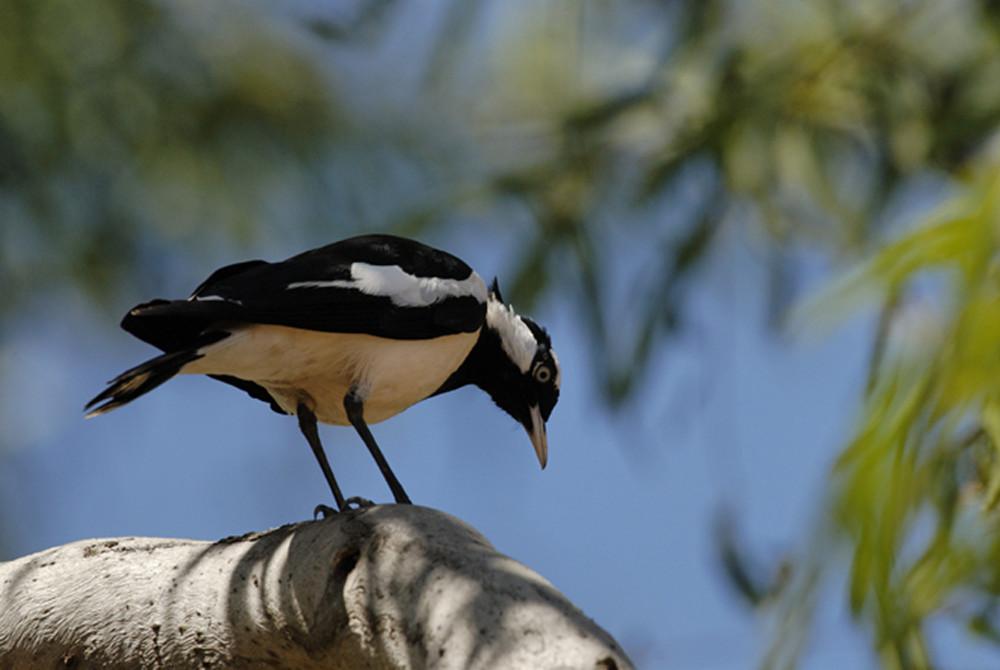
[{"x1": 84, "y1": 348, "x2": 206, "y2": 418}]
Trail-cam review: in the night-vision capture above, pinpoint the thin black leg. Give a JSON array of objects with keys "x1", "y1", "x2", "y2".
[
  {"x1": 297, "y1": 403, "x2": 347, "y2": 511},
  {"x1": 344, "y1": 388, "x2": 412, "y2": 505}
]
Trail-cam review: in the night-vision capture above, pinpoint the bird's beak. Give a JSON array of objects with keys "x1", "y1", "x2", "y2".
[{"x1": 527, "y1": 404, "x2": 548, "y2": 469}]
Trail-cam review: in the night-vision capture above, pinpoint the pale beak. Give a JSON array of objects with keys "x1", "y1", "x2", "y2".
[{"x1": 527, "y1": 404, "x2": 548, "y2": 469}]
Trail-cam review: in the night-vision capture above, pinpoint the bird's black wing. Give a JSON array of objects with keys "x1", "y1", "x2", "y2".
[
  {"x1": 118, "y1": 235, "x2": 487, "y2": 414},
  {"x1": 122, "y1": 234, "x2": 487, "y2": 351}
]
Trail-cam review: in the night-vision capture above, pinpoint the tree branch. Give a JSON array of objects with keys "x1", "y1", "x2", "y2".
[{"x1": 0, "y1": 505, "x2": 633, "y2": 669}]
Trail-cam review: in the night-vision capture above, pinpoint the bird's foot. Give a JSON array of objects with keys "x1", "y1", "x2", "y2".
[
  {"x1": 314, "y1": 503, "x2": 339, "y2": 519},
  {"x1": 343, "y1": 496, "x2": 375, "y2": 509},
  {"x1": 313, "y1": 497, "x2": 375, "y2": 519}
]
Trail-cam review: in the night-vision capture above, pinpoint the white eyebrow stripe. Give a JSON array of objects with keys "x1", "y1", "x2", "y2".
[
  {"x1": 486, "y1": 297, "x2": 537, "y2": 373},
  {"x1": 550, "y1": 349, "x2": 561, "y2": 389},
  {"x1": 287, "y1": 263, "x2": 487, "y2": 308}
]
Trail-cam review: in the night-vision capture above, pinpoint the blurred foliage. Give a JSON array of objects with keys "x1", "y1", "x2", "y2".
[
  {"x1": 6, "y1": 0, "x2": 1000, "y2": 666},
  {"x1": 419, "y1": 0, "x2": 1000, "y2": 405},
  {"x1": 765, "y1": 152, "x2": 1000, "y2": 670},
  {"x1": 0, "y1": 0, "x2": 350, "y2": 314}
]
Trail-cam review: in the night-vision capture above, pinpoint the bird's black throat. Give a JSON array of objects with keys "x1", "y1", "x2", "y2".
[{"x1": 432, "y1": 325, "x2": 529, "y2": 426}]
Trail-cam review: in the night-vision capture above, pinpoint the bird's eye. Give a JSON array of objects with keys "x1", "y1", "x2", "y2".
[{"x1": 533, "y1": 365, "x2": 552, "y2": 384}]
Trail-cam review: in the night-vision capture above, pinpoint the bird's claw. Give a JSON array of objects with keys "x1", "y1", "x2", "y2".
[
  {"x1": 314, "y1": 497, "x2": 375, "y2": 519},
  {"x1": 314, "y1": 503, "x2": 338, "y2": 519},
  {"x1": 343, "y1": 496, "x2": 375, "y2": 509}
]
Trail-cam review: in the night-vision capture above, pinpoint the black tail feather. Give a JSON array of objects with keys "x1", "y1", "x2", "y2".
[{"x1": 84, "y1": 348, "x2": 205, "y2": 418}]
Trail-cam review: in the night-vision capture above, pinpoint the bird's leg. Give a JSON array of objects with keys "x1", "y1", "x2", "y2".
[
  {"x1": 297, "y1": 403, "x2": 347, "y2": 511},
  {"x1": 344, "y1": 388, "x2": 412, "y2": 505}
]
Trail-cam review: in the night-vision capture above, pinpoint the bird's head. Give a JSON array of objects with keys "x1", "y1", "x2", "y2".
[{"x1": 480, "y1": 279, "x2": 561, "y2": 468}]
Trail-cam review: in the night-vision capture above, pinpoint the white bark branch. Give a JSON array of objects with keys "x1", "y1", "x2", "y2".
[{"x1": 0, "y1": 505, "x2": 633, "y2": 669}]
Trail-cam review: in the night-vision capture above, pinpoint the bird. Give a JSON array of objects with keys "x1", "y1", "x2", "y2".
[{"x1": 84, "y1": 234, "x2": 561, "y2": 511}]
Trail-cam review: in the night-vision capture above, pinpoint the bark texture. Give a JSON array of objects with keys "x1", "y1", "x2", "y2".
[{"x1": 0, "y1": 505, "x2": 633, "y2": 669}]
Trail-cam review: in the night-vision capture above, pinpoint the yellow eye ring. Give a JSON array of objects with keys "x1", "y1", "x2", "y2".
[{"x1": 534, "y1": 365, "x2": 552, "y2": 384}]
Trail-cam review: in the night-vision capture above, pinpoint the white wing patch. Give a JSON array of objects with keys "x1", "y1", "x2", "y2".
[
  {"x1": 188, "y1": 294, "x2": 242, "y2": 305},
  {"x1": 287, "y1": 263, "x2": 487, "y2": 308},
  {"x1": 486, "y1": 297, "x2": 537, "y2": 374}
]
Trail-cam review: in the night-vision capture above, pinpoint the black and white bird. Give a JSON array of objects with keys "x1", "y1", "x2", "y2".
[{"x1": 84, "y1": 234, "x2": 561, "y2": 511}]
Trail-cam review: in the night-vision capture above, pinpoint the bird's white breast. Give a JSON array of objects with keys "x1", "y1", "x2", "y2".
[{"x1": 182, "y1": 325, "x2": 480, "y2": 425}]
